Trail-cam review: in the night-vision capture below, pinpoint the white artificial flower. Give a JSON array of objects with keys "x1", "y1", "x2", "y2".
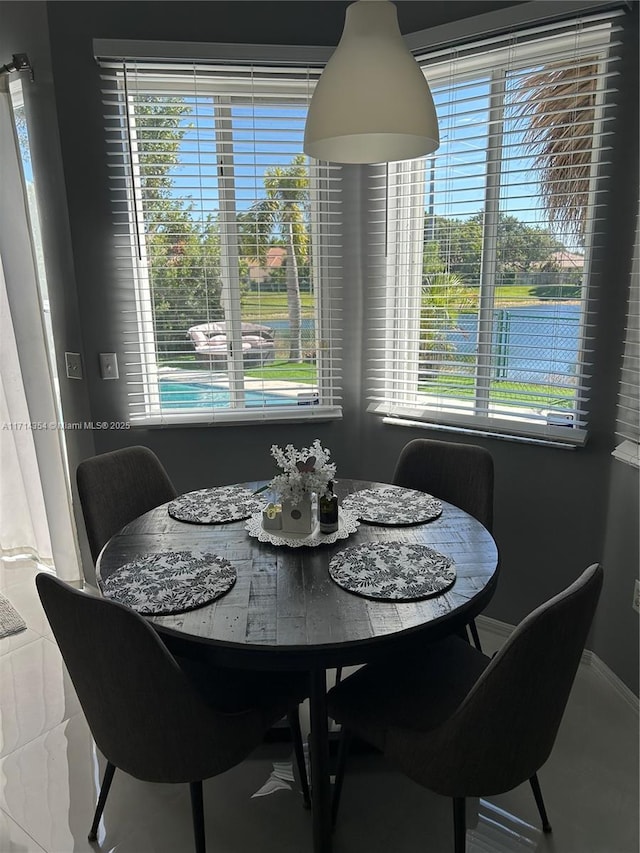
[{"x1": 268, "y1": 439, "x2": 336, "y2": 505}]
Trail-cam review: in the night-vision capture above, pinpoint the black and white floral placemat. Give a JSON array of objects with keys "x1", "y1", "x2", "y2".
[
  {"x1": 329, "y1": 542, "x2": 455, "y2": 601},
  {"x1": 342, "y1": 485, "x2": 442, "y2": 526},
  {"x1": 168, "y1": 486, "x2": 264, "y2": 524},
  {"x1": 101, "y1": 550, "x2": 236, "y2": 615}
]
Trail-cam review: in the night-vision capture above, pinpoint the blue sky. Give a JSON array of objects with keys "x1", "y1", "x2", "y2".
[{"x1": 155, "y1": 80, "x2": 574, "y2": 246}]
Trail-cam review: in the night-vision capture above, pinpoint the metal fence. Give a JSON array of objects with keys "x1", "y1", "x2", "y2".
[{"x1": 448, "y1": 305, "x2": 581, "y2": 384}]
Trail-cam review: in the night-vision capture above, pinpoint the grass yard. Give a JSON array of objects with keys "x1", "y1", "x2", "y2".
[
  {"x1": 241, "y1": 292, "x2": 315, "y2": 320},
  {"x1": 420, "y1": 373, "x2": 574, "y2": 408},
  {"x1": 157, "y1": 351, "x2": 318, "y2": 385},
  {"x1": 494, "y1": 285, "x2": 539, "y2": 304},
  {"x1": 245, "y1": 361, "x2": 317, "y2": 384}
]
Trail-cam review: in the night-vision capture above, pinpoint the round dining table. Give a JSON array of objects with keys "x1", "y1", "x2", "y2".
[{"x1": 97, "y1": 478, "x2": 499, "y2": 853}]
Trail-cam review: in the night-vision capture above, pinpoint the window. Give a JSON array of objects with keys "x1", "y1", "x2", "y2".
[
  {"x1": 613, "y1": 201, "x2": 639, "y2": 467},
  {"x1": 98, "y1": 54, "x2": 342, "y2": 425},
  {"x1": 369, "y1": 14, "x2": 621, "y2": 445}
]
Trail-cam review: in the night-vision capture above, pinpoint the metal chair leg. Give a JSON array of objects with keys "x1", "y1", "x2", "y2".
[
  {"x1": 287, "y1": 709, "x2": 311, "y2": 809},
  {"x1": 468, "y1": 619, "x2": 483, "y2": 651},
  {"x1": 331, "y1": 727, "x2": 351, "y2": 829},
  {"x1": 88, "y1": 761, "x2": 116, "y2": 841},
  {"x1": 189, "y1": 780, "x2": 206, "y2": 853},
  {"x1": 453, "y1": 797, "x2": 466, "y2": 853},
  {"x1": 529, "y1": 773, "x2": 552, "y2": 833},
  {"x1": 335, "y1": 667, "x2": 343, "y2": 684}
]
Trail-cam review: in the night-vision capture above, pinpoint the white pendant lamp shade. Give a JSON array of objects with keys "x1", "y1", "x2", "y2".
[{"x1": 304, "y1": 0, "x2": 439, "y2": 164}]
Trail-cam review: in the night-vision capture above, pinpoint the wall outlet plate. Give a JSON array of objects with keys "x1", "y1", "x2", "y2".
[
  {"x1": 65, "y1": 352, "x2": 83, "y2": 380},
  {"x1": 633, "y1": 579, "x2": 639, "y2": 615}
]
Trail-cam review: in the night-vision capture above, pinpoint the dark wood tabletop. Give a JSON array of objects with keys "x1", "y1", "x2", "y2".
[
  {"x1": 97, "y1": 478, "x2": 499, "y2": 853},
  {"x1": 97, "y1": 478, "x2": 499, "y2": 669}
]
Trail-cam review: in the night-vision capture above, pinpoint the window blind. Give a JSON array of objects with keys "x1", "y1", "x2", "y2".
[
  {"x1": 368, "y1": 13, "x2": 622, "y2": 445},
  {"x1": 614, "y1": 201, "x2": 639, "y2": 466},
  {"x1": 97, "y1": 55, "x2": 342, "y2": 425}
]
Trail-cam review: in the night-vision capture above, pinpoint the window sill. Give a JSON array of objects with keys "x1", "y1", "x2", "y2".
[
  {"x1": 611, "y1": 440, "x2": 640, "y2": 469},
  {"x1": 373, "y1": 411, "x2": 584, "y2": 449},
  {"x1": 367, "y1": 395, "x2": 587, "y2": 448},
  {"x1": 128, "y1": 405, "x2": 343, "y2": 428}
]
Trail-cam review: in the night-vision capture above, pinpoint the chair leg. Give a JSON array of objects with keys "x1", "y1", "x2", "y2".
[
  {"x1": 529, "y1": 773, "x2": 552, "y2": 833},
  {"x1": 88, "y1": 761, "x2": 116, "y2": 841},
  {"x1": 453, "y1": 797, "x2": 466, "y2": 853},
  {"x1": 331, "y1": 727, "x2": 351, "y2": 829},
  {"x1": 287, "y1": 709, "x2": 311, "y2": 809},
  {"x1": 335, "y1": 666, "x2": 343, "y2": 684},
  {"x1": 189, "y1": 781, "x2": 206, "y2": 853},
  {"x1": 468, "y1": 618, "x2": 483, "y2": 652}
]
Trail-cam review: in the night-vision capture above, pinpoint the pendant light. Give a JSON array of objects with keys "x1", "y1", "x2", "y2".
[{"x1": 304, "y1": 0, "x2": 439, "y2": 164}]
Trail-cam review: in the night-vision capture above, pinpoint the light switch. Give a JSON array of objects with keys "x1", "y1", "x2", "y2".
[
  {"x1": 99, "y1": 352, "x2": 119, "y2": 380},
  {"x1": 65, "y1": 352, "x2": 83, "y2": 380}
]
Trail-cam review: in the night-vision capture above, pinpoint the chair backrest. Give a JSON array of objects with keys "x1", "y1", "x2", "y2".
[
  {"x1": 76, "y1": 446, "x2": 177, "y2": 563},
  {"x1": 402, "y1": 564, "x2": 603, "y2": 797},
  {"x1": 392, "y1": 438, "x2": 494, "y2": 531},
  {"x1": 36, "y1": 573, "x2": 264, "y2": 784}
]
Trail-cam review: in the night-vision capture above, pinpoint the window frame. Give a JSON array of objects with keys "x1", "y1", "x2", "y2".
[{"x1": 101, "y1": 58, "x2": 342, "y2": 426}]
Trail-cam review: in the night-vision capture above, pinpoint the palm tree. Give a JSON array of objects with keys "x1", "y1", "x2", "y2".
[
  {"x1": 514, "y1": 61, "x2": 598, "y2": 242},
  {"x1": 420, "y1": 242, "x2": 477, "y2": 377},
  {"x1": 240, "y1": 154, "x2": 309, "y2": 363}
]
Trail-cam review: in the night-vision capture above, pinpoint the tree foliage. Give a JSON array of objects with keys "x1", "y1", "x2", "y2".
[
  {"x1": 425, "y1": 212, "x2": 564, "y2": 285},
  {"x1": 420, "y1": 241, "x2": 477, "y2": 371},
  {"x1": 240, "y1": 154, "x2": 310, "y2": 362},
  {"x1": 513, "y1": 61, "x2": 598, "y2": 243},
  {"x1": 135, "y1": 97, "x2": 223, "y2": 353}
]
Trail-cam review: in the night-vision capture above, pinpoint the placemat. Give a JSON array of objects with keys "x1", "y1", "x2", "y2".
[
  {"x1": 329, "y1": 542, "x2": 455, "y2": 601},
  {"x1": 101, "y1": 550, "x2": 236, "y2": 615},
  {"x1": 168, "y1": 486, "x2": 264, "y2": 524},
  {"x1": 342, "y1": 485, "x2": 442, "y2": 526}
]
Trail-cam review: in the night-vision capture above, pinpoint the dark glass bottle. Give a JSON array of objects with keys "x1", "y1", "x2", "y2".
[{"x1": 319, "y1": 482, "x2": 339, "y2": 533}]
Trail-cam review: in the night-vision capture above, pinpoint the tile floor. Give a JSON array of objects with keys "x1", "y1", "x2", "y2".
[{"x1": 0, "y1": 557, "x2": 638, "y2": 853}]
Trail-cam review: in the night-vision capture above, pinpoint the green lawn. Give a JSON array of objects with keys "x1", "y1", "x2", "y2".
[
  {"x1": 432, "y1": 284, "x2": 575, "y2": 311},
  {"x1": 420, "y1": 374, "x2": 574, "y2": 408},
  {"x1": 241, "y1": 292, "x2": 315, "y2": 320},
  {"x1": 157, "y1": 353, "x2": 318, "y2": 385},
  {"x1": 494, "y1": 285, "x2": 539, "y2": 303},
  {"x1": 245, "y1": 361, "x2": 317, "y2": 383}
]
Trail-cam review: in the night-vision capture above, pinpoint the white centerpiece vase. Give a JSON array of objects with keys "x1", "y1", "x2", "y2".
[{"x1": 280, "y1": 492, "x2": 314, "y2": 535}]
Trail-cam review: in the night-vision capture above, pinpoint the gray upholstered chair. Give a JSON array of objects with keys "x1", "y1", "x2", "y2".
[
  {"x1": 393, "y1": 438, "x2": 494, "y2": 649},
  {"x1": 328, "y1": 564, "x2": 603, "y2": 853},
  {"x1": 76, "y1": 446, "x2": 177, "y2": 564},
  {"x1": 36, "y1": 573, "x2": 310, "y2": 853}
]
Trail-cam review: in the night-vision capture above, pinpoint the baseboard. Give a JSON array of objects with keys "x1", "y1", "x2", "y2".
[
  {"x1": 476, "y1": 615, "x2": 639, "y2": 714},
  {"x1": 476, "y1": 614, "x2": 512, "y2": 642},
  {"x1": 587, "y1": 651, "x2": 639, "y2": 714}
]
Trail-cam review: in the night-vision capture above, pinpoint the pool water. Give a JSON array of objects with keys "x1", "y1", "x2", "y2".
[{"x1": 159, "y1": 381, "x2": 296, "y2": 409}]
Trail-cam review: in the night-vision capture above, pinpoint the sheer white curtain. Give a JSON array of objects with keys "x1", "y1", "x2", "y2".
[
  {"x1": 0, "y1": 257, "x2": 53, "y2": 563},
  {"x1": 0, "y1": 82, "x2": 80, "y2": 580}
]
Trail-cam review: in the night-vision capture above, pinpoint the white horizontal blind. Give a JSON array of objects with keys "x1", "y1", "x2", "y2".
[
  {"x1": 614, "y1": 202, "x2": 639, "y2": 464},
  {"x1": 98, "y1": 58, "x2": 342, "y2": 425},
  {"x1": 369, "y1": 14, "x2": 622, "y2": 445}
]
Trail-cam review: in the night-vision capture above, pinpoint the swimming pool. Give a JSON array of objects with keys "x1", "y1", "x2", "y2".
[{"x1": 159, "y1": 381, "x2": 297, "y2": 409}]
